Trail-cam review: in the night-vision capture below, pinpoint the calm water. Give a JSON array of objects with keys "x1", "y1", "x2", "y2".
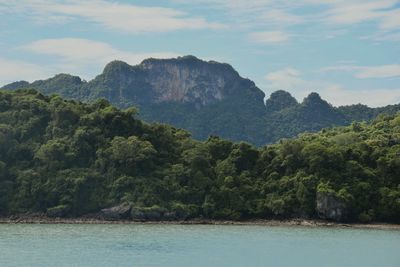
[{"x1": 0, "y1": 224, "x2": 399, "y2": 267}]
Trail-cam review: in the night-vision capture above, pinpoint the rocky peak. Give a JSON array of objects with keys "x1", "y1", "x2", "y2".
[
  {"x1": 1, "y1": 80, "x2": 30, "y2": 90},
  {"x1": 299, "y1": 92, "x2": 346, "y2": 124},
  {"x1": 0, "y1": 56, "x2": 264, "y2": 111},
  {"x1": 27, "y1": 73, "x2": 83, "y2": 88},
  {"x1": 26, "y1": 74, "x2": 84, "y2": 97},
  {"x1": 265, "y1": 90, "x2": 298, "y2": 113},
  {"x1": 45, "y1": 73, "x2": 83, "y2": 84},
  {"x1": 141, "y1": 55, "x2": 237, "y2": 74},
  {"x1": 303, "y1": 92, "x2": 323, "y2": 104},
  {"x1": 302, "y1": 92, "x2": 333, "y2": 109},
  {"x1": 137, "y1": 55, "x2": 245, "y2": 105},
  {"x1": 103, "y1": 60, "x2": 133, "y2": 76}
]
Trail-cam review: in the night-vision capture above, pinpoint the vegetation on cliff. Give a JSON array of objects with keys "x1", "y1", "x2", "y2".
[
  {"x1": 3, "y1": 56, "x2": 400, "y2": 146},
  {"x1": 0, "y1": 89, "x2": 399, "y2": 222}
]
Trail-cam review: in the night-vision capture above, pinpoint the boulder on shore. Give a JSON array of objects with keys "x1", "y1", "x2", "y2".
[
  {"x1": 316, "y1": 192, "x2": 348, "y2": 222},
  {"x1": 46, "y1": 205, "x2": 69, "y2": 218},
  {"x1": 101, "y1": 203, "x2": 132, "y2": 220},
  {"x1": 130, "y1": 208, "x2": 146, "y2": 221},
  {"x1": 131, "y1": 206, "x2": 166, "y2": 221}
]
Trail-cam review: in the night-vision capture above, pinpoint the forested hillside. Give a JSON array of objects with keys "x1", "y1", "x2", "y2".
[
  {"x1": 0, "y1": 89, "x2": 399, "y2": 222},
  {"x1": 3, "y1": 56, "x2": 399, "y2": 146}
]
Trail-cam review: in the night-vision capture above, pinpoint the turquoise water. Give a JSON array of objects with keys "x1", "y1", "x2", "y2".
[{"x1": 0, "y1": 224, "x2": 399, "y2": 267}]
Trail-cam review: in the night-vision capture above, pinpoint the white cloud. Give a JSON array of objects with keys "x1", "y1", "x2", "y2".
[
  {"x1": 175, "y1": 0, "x2": 400, "y2": 33},
  {"x1": 328, "y1": 0, "x2": 400, "y2": 30},
  {"x1": 360, "y1": 31, "x2": 400, "y2": 42},
  {"x1": 0, "y1": 57, "x2": 48, "y2": 86},
  {"x1": 249, "y1": 31, "x2": 290, "y2": 44},
  {"x1": 173, "y1": 0, "x2": 305, "y2": 28},
  {"x1": 172, "y1": 0, "x2": 278, "y2": 12},
  {"x1": 319, "y1": 85, "x2": 400, "y2": 107},
  {"x1": 0, "y1": 0, "x2": 225, "y2": 33},
  {"x1": 356, "y1": 65, "x2": 400, "y2": 79},
  {"x1": 264, "y1": 67, "x2": 400, "y2": 107},
  {"x1": 19, "y1": 38, "x2": 181, "y2": 80},
  {"x1": 322, "y1": 64, "x2": 400, "y2": 79},
  {"x1": 321, "y1": 1, "x2": 394, "y2": 25},
  {"x1": 21, "y1": 38, "x2": 179, "y2": 64},
  {"x1": 380, "y1": 8, "x2": 400, "y2": 30},
  {"x1": 260, "y1": 9, "x2": 304, "y2": 25},
  {"x1": 308, "y1": 0, "x2": 400, "y2": 30},
  {"x1": 265, "y1": 68, "x2": 302, "y2": 88}
]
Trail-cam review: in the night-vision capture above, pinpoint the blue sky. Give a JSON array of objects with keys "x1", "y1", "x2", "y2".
[{"x1": 0, "y1": 0, "x2": 399, "y2": 107}]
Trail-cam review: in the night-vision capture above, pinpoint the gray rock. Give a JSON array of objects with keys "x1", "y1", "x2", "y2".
[
  {"x1": 130, "y1": 208, "x2": 146, "y2": 221},
  {"x1": 46, "y1": 205, "x2": 69, "y2": 218},
  {"x1": 316, "y1": 192, "x2": 347, "y2": 221},
  {"x1": 163, "y1": 211, "x2": 178, "y2": 221},
  {"x1": 130, "y1": 206, "x2": 167, "y2": 221},
  {"x1": 101, "y1": 203, "x2": 132, "y2": 220},
  {"x1": 144, "y1": 210, "x2": 163, "y2": 221}
]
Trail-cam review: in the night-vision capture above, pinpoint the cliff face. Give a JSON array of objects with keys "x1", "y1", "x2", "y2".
[
  {"x1": 1, "y1": 56, "x2": 268, "y2": 144},
  {"x1": 89, "y1": 56, "x2": 264, "y2": 109},
  {"x1": 141, "y1": 56, "x2": 231, "y2": 105}
]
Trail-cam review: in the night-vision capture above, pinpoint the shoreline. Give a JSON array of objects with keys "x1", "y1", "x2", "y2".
[{"x1": 0, "y1": 215, "x2": 399, "y2": 230}]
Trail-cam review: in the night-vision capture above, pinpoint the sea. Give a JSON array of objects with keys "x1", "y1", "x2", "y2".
[{"x1": 0, "y1": 224, "x2": 399, "y2": 267}]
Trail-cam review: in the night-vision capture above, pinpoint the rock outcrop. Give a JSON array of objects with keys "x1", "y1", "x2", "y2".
[
  {"x1": 101, "y1": 202, "x2": 132, "y2": 220},
  {"x1": 101, "y1": 203, "x2": 187, "y2": 221},
  {"x1": 130, "y1": 206, "x2": 166, "y2": 221},
  {"x1": 82, "y1": 55, "x2": 263, "y2": 109},
  {"x1": 265, "y1": 90, "x2": 298, "y2": 113},
  {"x1": 46, "y1": 205, "x2": 69, "y2": 218},
  {"x1": 316, "y1": 192, "x2": 348, "y2": 222}
]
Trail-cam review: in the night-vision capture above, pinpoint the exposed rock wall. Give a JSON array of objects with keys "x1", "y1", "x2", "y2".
[
  {"x1": 140, "y1": 56, "x2": 245, "y2": 106},
  {"x1": 316, "y1": 192, "x2": 348, "y2": 222}
]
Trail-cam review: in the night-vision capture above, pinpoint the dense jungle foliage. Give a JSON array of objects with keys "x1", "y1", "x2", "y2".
[{"x1": 0, "y1": 89, "x2": 399, "y2": 222}]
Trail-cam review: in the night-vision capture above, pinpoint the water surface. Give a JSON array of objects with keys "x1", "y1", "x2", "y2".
[{"x1": 0, "y1": 224, "x2": 399, "y2": 267}]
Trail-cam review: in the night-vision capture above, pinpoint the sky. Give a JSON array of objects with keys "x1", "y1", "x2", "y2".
[{"x1": 0, "y1": 0, "x2": 399, "y2": 107}]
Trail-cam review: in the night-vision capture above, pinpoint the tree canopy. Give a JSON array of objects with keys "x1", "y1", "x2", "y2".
[{"x1": 0, "y1": 89, "x2": 399, "y2": 223}]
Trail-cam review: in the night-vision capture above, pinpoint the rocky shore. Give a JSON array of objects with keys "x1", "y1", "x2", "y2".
[
  {"x1": 1, "y1": 201, "x2": 398, "y2": 230},
  {"x1": 0, "y1": 213, "x2": 399, "y2": 230}
]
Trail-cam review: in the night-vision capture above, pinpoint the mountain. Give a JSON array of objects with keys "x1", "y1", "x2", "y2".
[
  {"x1": 3, "y1": 55, "x2": 400, "y2": 146},
  {"x1": 0, "y1": 89, "x2": 399, "y2": 222},
  {"x1": 265, "y1": 90, "x2": 298, "y2": 113}
]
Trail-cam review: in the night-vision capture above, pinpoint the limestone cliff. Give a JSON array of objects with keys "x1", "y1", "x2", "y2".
[
  {"x1": 89, "y1": 55, "x2": 264, "y2": 109},
  {"x1": 3, "y1": 55, "x2": 399, "y2": 146}
]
